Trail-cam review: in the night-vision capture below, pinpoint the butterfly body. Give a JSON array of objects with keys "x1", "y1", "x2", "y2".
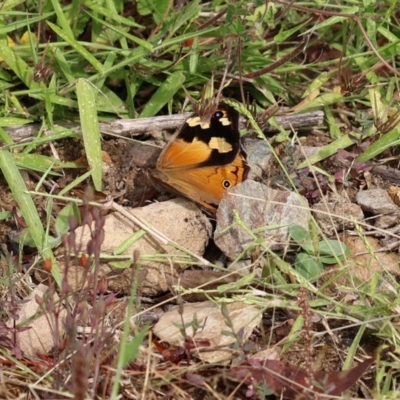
[{"x1": 152, "y1": 102, "x2": 248, "y2": 214}]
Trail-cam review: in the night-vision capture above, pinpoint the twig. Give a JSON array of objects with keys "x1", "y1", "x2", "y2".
[{"x1": 3, "y1": 110, "x2": 324, "y2": 143}]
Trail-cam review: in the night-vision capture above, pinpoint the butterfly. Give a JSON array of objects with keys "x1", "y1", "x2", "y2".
[{"x1": 151, "y1": 101, "x2": 248, "y2": 214}]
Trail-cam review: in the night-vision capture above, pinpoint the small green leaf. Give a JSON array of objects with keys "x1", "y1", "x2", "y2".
[
  {"x1": 281, "y1": 315, "x2": 304, "y2": 353},
  {"x1": 0, "y1": 41, "x2": 39, "y2": 89},
  {"x1": 305, "y1": 10, "x2": 358, "y2": 32},
  {"x1": 318, "y1": 239, "x2": 350, "y2": 264},
  {"x1": 159, "y1": 26, "x2": 219, "y2": 48},
  {"x1": 170, "y1": 0, "x2": 201, "y2": 33},
  {"x1": 319, "y1": 239, "x2": 348, "y2": 256},
  {"x1": 55, "y1": 203, "x2": 80, "y2": 237},
  {"x1": 12, "y1": 227, "x2": 60, "y2": 249},
  {"x1": 217, "y1": 270, "x2": 256, "y2": 292},
  {"x1": 88, "y1": 12, "x2": 151, "y2": 50},
  {"x1": 85, "y1": 4, "x2": 143, "y2": 29},
  {"x1": 0, "y1": 126, "x2": 13, "y2": 145},
  {"x1": 49, "y1": 0, "x2": 74, "y2": 38},
  {"x1": 189, "y1": 36, "x2": 199, "y2": 74},
  {"x1": 289, "y1": 225, "x2": 313, "y2": 253},
  {"x1": 295, "y1": 253, "x2": 323, "y2": 282},
  {"x1": 325, "y1": 105, "x2": 342, "y2": 139}
]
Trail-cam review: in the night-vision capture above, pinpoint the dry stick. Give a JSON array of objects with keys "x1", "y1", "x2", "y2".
[{"x1": 3, "y1": 110, "x2": 325, "y2": 144}]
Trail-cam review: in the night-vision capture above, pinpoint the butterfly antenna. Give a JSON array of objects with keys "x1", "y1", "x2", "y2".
[{"x1": 189, "y1": 77, "x2": 220, "y2": 119}]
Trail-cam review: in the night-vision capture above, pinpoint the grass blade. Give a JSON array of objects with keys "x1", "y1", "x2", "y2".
[
  {"x1": 0, "y1": 148, "x2": 61, "y2": 285},
  {"x1": 76, "y1": 78, "x2": 102, "y2": 191}
]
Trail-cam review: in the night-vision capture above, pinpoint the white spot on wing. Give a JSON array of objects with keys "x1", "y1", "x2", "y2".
[
  {"x1": 187, "y1": 116, "x2": 210, "y2": 129},
  {"x1": 209, "y1": 137, "x2": 233, "y2": 153},
  {"x1": 219, "y1": 116, "x2": 231, "y2": 126}
]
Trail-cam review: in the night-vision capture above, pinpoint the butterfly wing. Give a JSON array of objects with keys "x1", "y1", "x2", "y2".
[
  {"x1": 156, "y1": 103, "x2": 240, "y2": 171},
  {"x1": 153, "y1": 102, "x2": 247, "y2": 213},
  {"x1": 153, "y1": 153, "x2": 247, "y2": 213}
]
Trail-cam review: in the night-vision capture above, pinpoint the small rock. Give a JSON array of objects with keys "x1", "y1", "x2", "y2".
[
  {"x1": 312, "y1": 202, "x2": 364, "y2": 236},
  {"x1": 72, "y1": 198, "x2": 212, "y2": 295},
  {"x1": 9, "y1": 284, "x2": 66, "y2": 357},
  {"x1": 243, "y1": 138, "x2": 273, "y2": 180},
  {"x1": 356, "y1": 189, "x2": 400, "y2": 215},
  {"x1": 374, "y1": 215, "x2": 398, "y2": 229},
  {"x1": 152, "y1": 300, "x2": 261, "y2": 363},
  {"x1": 215, "y1": 180, "x2": 310, "y2": 259}
]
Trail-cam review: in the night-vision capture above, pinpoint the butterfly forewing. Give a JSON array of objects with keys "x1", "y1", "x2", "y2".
[
  {"x1": 157, "y1": 103, "x2": 240, "y2": 171},
  {"x1": 157, "y1": 138, "x2": 213, "y2": 170}
]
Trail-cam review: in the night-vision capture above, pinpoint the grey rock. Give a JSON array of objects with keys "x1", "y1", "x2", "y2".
[
  {"x1": 243, "y1": 138, "x2": 273, "y2": 180},
  {"x1": 374, "y1": 214, "x2": 398, "y2": 229},
  {"x1": 215, "y1": 180, "x2": 310, "y2": 259},
  {"x1": 312, "y1": 202, "x2": 364, "y2": 236},
  {"x1": 356, "y1": 189, "x2": 400, "y2": 215}
]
